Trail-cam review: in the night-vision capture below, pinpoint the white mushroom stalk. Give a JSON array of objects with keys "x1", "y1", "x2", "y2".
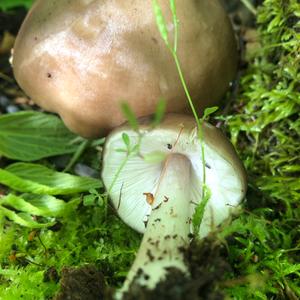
[
  {"x1": 122, "y1": 153, "x2": 192, "y2": 290},
  {"x1": 102, "y1": 114, "x2": 247, "y2": 295}
]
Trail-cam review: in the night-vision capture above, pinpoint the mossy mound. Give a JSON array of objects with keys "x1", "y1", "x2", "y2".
[{"x1": 221, "y1": 0, "x2": 300, "y2": 298}]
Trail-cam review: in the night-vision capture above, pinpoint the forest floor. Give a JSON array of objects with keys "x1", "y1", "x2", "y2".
[{"x1": 0, "y1": 1, "x2": 299, "y2": 299}]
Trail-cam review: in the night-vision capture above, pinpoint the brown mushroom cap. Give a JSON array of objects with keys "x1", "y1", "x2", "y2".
[{"x1": 13, "y1": 0, "x2": 237, "y2": 138}]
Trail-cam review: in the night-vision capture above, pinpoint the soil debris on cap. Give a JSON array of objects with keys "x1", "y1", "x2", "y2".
[{"x1": 53, "y1": 265, "x2": 106, "y2": 300}]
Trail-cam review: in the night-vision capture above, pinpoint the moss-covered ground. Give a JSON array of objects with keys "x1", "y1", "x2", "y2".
[{"x1": 0, "y1": 1, "x2": 299, "y2": 299}]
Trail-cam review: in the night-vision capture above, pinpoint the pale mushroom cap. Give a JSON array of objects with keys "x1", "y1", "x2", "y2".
[
  {"x1": 13, "y1": 0, "x2": 237, "y2": 138},
  {"x1": 102, "y1": 114, "x2": 247, "y2": 237}
]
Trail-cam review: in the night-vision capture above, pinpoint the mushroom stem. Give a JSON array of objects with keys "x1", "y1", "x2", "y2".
[{"x1": 122, "y1": 153, "x2": 192, "y2": 292}]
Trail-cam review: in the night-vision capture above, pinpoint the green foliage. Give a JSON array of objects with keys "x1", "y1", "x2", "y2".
[
  {"x1": 202, "y1": 107, "x2": 219, "y2": 121},
  {"x1": 0, "y1": 206, "x2": 140, "y2": 299},
  {"x1": 220, "y1": 0, "x2": 300, "y2": 298},
  {"x1": 0, "y1": 0, "x2": 33, "y2": 10},
  {"x1": 192, "y1": 185, "x2": 211, "y2": 234},
  {"x1": 152, "y1": 0, "x2": 169, "y2": 46},
  {"x1": 153, "y1": 0, "x2": 216, "y2": 232},
  {"x1": 0, "y1": 194, "x2": 79, "y2": 227},
  {"x1": 150, "y1": 99, "x2": 166, "y2": 128},
  {"x1": 152, "y1": 0, "x2": 200, "y2": 126},
  {"x1": 0, "y1": 266, "x2": 58, "y2": 300},
  {"x1": 0, "y1": 163, "x2": 101, "y2": 195},
  {"x1": 120, "y1": 103, "x2": 139, "y2": 132},
  {"x1": 121, "y1": 133, "x2": 131, "y2": 149},
  {"x1": 0, "y1": 111, "x2": 80, "y2": 161},
  {"x1": 0, "y1": 1, "x2": 299, "y2": 299},
  {"x1": 217, "y1": 209, "x2": 300, "y2": 299},
  {"x1": 83, "y1": 189, "x2": 104, "y2": 207},
  {"x1": 0, "y1": 205, "x2": 55, "y2": 228},
  {"x1": 63, "y1": 139, "x2": 94, "y2": 172}
]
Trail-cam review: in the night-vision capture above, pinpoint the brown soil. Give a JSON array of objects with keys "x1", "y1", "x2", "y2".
[
  {"x1": 53, "y1": 265, "x2": 106, "y2": 300},
  {"x1": 121, "y1": 237, "x2": 230, "y2": 300},
  {"x1": 51, "y1": 237, "x2": 229, "y2": 300}
]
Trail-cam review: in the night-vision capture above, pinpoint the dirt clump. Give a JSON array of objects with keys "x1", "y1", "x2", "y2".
[
  {"x1": 53, "y1": 265, "x2": 106, "y2": 300},
  {"x1": 122, "y1": 237, "x2": 230, "y2": 300}
]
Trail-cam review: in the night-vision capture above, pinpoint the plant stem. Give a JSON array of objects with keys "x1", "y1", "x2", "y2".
[
  {"x1": 171, "y1": 52, "x2": 206, "y2": 198},
  {"x1": 64, "y1": 139, "x2": 91, "y2": 172},
  {"x1": 107, "y1": 156, "x2": 129, "y2": 195},
  {"x1": 170, "y1": 0, "x2": 178, "y2": 53},
  {"x1": 171, "y1": 54, "x2": 200, "y2": 127}
]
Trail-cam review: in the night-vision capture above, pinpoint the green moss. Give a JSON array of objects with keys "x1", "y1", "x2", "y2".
[
  {"x1": 0, "y1": 204, "x2": 140, "y2": 299},
  {"x1": 221, "y1": 0, "x2": 300, "y2": 298},
  {"x1": 0, "y1": 1, "x2": 299, "y2": 299}
]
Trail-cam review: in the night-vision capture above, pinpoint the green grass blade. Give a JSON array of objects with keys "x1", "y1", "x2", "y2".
[
  {"x1": 151, "y1": 99, "x2": 166, "y2": 127},
  {"x1": 121, "y1": 103, "x2": 139, "y2": 131}
]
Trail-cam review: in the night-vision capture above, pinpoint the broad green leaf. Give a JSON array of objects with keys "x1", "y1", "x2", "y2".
[
  {"x1": 0, "y1": 206, "x2": 54, "y2": 228},
  {"x1": 0, "y1": 111, "x2": 79, "y2": 161},
  {"x1": 0, "y1": 168, "x2": 49, "y2": 194},
  {"x1": 143, "y1": 151, "x2": 167, "y2": 163},
  {"x1": 26, "y1": 194, "x2": 80, "y2": 216},
  {"x1": 0, "y1": 194, "x2": 77, "y2": 217},
  {"x1": 0, "y1": 0, "x2": 33, "y2": 10},
  {"x1": 120, "y1": 103, "x2": 139, "y2": 131},
  {"x1": 0, "y1": 163, "x2": 101, "y2": 195},
  {"x1": 0, "y1": 193, "x2": 80, "y2": 228}
]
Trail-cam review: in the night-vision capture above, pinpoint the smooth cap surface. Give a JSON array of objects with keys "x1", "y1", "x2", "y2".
[{"x1": 13, "y1": 0, "x2": 237, "y2": 137}]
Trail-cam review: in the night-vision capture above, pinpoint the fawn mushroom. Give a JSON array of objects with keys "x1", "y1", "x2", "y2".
[
  {"x1": 102, "y1": 114, "x2": 247, "y2": 292},
  {"x1": 13, "y1": 0, "x2": 237, "y2": 138}
]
